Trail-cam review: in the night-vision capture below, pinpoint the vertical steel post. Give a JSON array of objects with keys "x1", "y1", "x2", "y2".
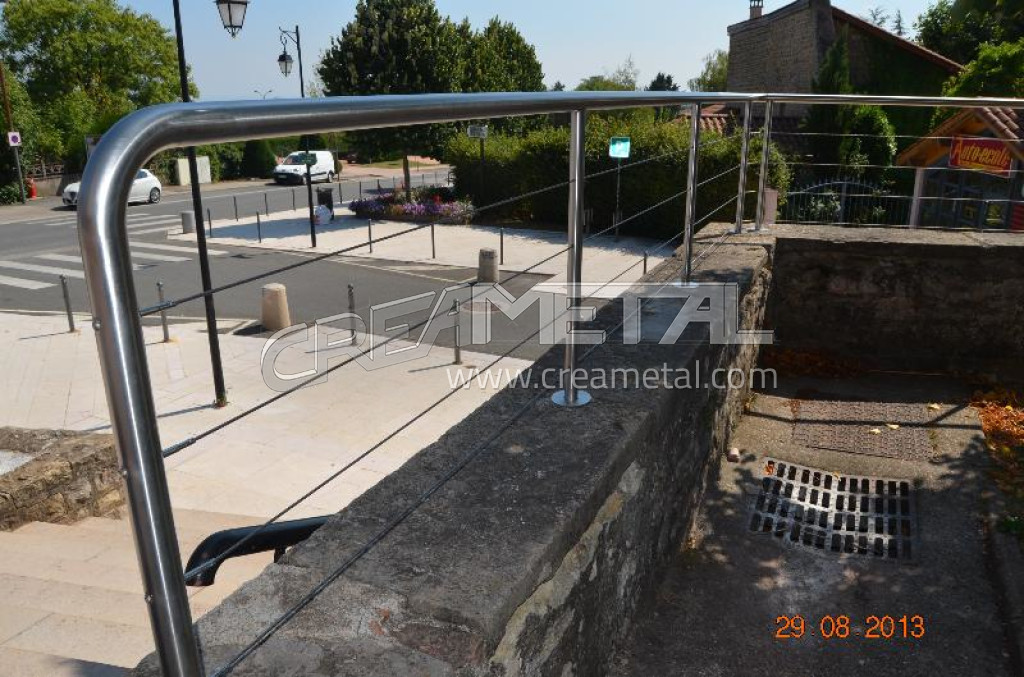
[
  {"x1": 643, "y1": 251, "x2": 649, "y2": 275},
  {"x1": 206, "y1": 208, "x2": 212, "y2": 238},
  {"x1": 60, "y1": 275, "x2": 75, "y2": 332},
  {"x1": 682, "y1": 102, "x2": 702, "y2": 283},
  {"x1": 452, "y1": 299, "x2": 462, "y2": 365},
  {"x1": 552, "y1": 109, "x2": 590, "y2": 408},
  {"x1": 264, "y1": 192, "x2": 270, "y2": 217},
  {"x1": 347, "y1": 283, "x2": 356, "y2": 334},
  {"x1": 292, "y1": 187, "x2": 296, "y2": 212},
  {"x1": 755, "y1": 100, "x2": 774, "y2": 231},
  {"x1": 499, "y1": 226, "x2": 504, "y2": 265},
  {"x1": 233, "y1": 195, "x2": 238, "y2": 221},
  {"x1": 735, "y1": 101, "x2": 753, "y2": 233},
  {"x1": 368, "y1": 219, "x2": 374, "y2": 253},
  {"x1": 157, "y1": 282, "x2": 170, "y2": 343},
  {"x1": 172, "y1": 0, "x2": 225, "y2": 409},
  {"x1": 430, "y1": 222, "x2": 436, "y2": 259},
  {"x1": 359, "y1": 181, "x2": 363, "y2": 200},
  {"x1": 256, "y1": 212, "x2": 262, "y2": 243}
]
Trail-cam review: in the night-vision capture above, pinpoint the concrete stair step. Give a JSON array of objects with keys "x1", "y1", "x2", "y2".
[
  {"x1": 3, "y1": 612, "x2": 155, "y2": 668},
  {"x1": 0, "y1": 647, "x2": 127, "y2": 677},
  {"x1": 0, "y1": 546, "x2": 144, "y2": 595},
  {"x1": 0, "y1": 573, "x2": 151, "y2": 629}
]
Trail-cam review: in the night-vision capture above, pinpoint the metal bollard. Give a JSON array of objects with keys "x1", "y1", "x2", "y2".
[
  {"x1": 60, "y1": 275, "x2": 75, "y2": 332},
  {"x1": 430, "y1": 222, "x2": 436, "y2": 259},
  {"x1": 292, "y1": 187, "x2": 296, "y2": 212},
  {"x1": 233, "y1": 195, "x2": 239, "y2": 222},
  {"x1": 500, "y1": 227, "x2": 505, "y2": 265},
  {"x1": 368, "y1": 219, "x2": 374, "y2": 253},
  {"x1": 452, "y1": 299, "x2": 462, "y2": 365},
  {"x1": 256, "y1": 213, "x2": 262, "y2": 243},
  {"x1": 264, "y1": 192, "x2": 270, "y2": 217},
  {"x1": 207, "y1": 208, "x2": 213, "y2": 237},
  {"x1": 643, "y1": 251, "x2": 649, "y2": 275},
  {"x1": 347, "y1": 283, "x2": 356, "y2": 334},
  {"x1": 157, "y1": 281, "x2": 170, "y2": 342},
  {"x1": 359, "y1": 180, "x2": 363, "y2": 200}
]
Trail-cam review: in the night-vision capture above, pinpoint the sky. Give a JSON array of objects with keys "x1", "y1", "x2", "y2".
[{"x1": 128, "y1": 0, "x2": 935, "y2": 101}]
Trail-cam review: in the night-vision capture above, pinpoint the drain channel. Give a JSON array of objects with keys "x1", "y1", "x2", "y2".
[{"x1": 748, "y1": 458, "x2": 916, "y2": 560}]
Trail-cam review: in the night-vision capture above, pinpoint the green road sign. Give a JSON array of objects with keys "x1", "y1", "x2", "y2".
[{"x1": 609, "y1": 136, "x2": 631, "y2": 159}]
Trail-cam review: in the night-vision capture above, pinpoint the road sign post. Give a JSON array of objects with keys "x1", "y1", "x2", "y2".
[
  {"x1": 468, "y1": 125, "x2": 488, "y2": 200},
  {"x1": 609, "y1": 137, "x2": 631, "y2": 236}
]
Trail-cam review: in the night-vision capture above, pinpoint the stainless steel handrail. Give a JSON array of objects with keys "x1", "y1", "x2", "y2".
[{"x1": 77, "y1": 91, "x2": 1024, "y2": 677}]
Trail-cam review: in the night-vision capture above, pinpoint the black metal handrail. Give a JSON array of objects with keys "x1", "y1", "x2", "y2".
[{"x1": 183, "y1": 515, "x2": 329, "y2": 587}]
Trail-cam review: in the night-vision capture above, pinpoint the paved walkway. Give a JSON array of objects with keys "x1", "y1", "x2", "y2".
[
  {"x1": 611, "y1": 373, "x2": 1018, "y2": 677},
  {"x1": 0, "y1": 310, "x2": 531, "y2": 518},
  {"x1": 172, "y1": 207, "x2": 667, "y2": 298}
]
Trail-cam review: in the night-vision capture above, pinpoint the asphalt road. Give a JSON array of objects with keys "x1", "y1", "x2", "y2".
[{"x1": 0, "y1": 171, "x2": 556, "y2": 362}]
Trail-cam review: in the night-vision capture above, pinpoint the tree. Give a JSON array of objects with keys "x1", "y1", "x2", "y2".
[
  {"x1": 942, "y1": 39, "x2": 1024, "y2": 97},
  {"x1": 915, "y1": 0, "x2": 1002, "y2": 64},
  {"x1": 319, "y1": 0, "x2": 463, "y2": 199},
  {"x1": 687, "y1": 49, "x2": 729, "y2": 92},
  {"x1": 575, "y1": 75, "x2": 632, "y2": 91},
  {"x1": 893, "y1": 10, "x2": 906, "y2": 36},
  {"x1": 0, "y1": 0, "x2": 182, "y2": 169},
  {"x1": 804, "y1": 31, "x2": 853, "y2": 166},
  {"x1": 647, "y1": 72, "x2": 680, "y2": 122},
  {"x1": 867, "y1": 6, "x2": 889, "y2": 27},
  {"x1": 610, "y1": 56, "x2": 639, "y2": 90},
  {"x1": 550, "y1": 81, "x2": 566, "y2": 91}
]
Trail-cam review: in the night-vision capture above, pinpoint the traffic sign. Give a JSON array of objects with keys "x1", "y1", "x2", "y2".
[
  {"x1": 7, "y1": 131, "x2": 21, "y2": 148},
  {"x1": 468, "y1": 124, "x2": 488, "y2": 139},
  {"x1": 609, "y1": 136, "x2": 631, "y2": 159}
]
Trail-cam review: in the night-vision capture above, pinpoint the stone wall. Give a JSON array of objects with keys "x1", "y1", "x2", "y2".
[
  {"x1": 134, "y1": 238, "x2": 772, "y2": 676},
  {"x1": 766, "y1": 225, "x2": 1024, "y2": 383},
  {"x1": 0, "y1": 427, "x2": 124, "y2": 531}
]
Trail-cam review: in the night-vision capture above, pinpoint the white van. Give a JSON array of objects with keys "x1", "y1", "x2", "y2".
[{"x1": 273, "y1": 150, "x2": 337, "y2": 184}]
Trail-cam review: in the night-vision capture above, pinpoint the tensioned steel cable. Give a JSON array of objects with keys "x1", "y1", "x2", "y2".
[
  {"x1": 182, "y1": 231, "x2": 677, "y2": 579},
  {"x1": 784, "y1": 160, "x2": 1024, "y2": 175},
  {"x1": 206, "y1": 250, "x2": 665, "y2": 677},
  {"x1": 140, "y1": 179, "x2": 573, "y2": 317},
  {"x1": 160, "y1": 237, "x2": 572, "y2": 459},
  {"x1": 585, "y1": 133, "x2": 737, "y2": 181},
  {"x1": 770, "y1": 130, "x2": 1024, "y2": 142},
  {"x1": 786, "y1": 191, "x2": 1024, "y2": 204},
  {"x1": 695, "y1": 163, "x2": 741, "y2": 190}
]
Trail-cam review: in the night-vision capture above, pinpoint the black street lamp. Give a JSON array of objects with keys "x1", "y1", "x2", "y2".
[
  {"x1": 215, "y1": 0, "x2": 249, "y2": 37},
  {"x1": 170, "y1": 0, "x2": 248, "y2": 407},
  {"x1": 278, "y1": 26, "x2": 318, "y2": 247}
]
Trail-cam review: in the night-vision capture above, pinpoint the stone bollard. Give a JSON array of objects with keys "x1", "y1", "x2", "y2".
[
  {"x1": 180, "y1": 210, "x2": 196, "y2": 234},
  {"x1": 261, "y1": 283, "x2": 292, "y2": 331},
  {"x1": 477, "y1": 247, "x2": 498, "y2": 283}
]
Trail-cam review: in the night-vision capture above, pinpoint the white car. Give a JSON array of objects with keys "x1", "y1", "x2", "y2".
[
  {"x1": 63, "y1": 169, "x2": 162, "y2": 208},
  {"x1": 273, "y1": 150, "x2": 336, "y2": 185}
]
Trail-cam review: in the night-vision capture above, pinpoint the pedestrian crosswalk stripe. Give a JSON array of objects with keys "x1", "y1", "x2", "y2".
[
  {"x1": 0, "y1": 273, "x2": 55, "y2": 290},
  {"x1": 132, "y1": 242, "x2": 226, "y2": 256},
  {"x1": 0, "y1": 260, "x2": 85, "y2": 279},
  {"x1": 130, "y1": 226, "x2": 176, "y2": 236},
  {"x1": 38, "y1": 253, "x2": 145, "y2": 271},
  {"x1": 130, "y1": 251, "x2": 189, "y2": 263}
]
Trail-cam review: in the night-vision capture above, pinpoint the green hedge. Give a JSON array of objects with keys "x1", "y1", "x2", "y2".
[{"x1": 445, "y1": 117, "x2": 789, "y2": 240}]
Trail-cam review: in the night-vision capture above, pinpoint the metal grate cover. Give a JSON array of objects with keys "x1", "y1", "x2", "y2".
[{"x1": 748, "y1": 458, "x2": 916, "y2": 560}]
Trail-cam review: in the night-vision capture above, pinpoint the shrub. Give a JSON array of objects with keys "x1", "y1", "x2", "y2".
[
  {"x1": 445, "y1": 116, "x2": 790, "y2": 240},
  {"x1": 0, "y1": 183, "x2": 22, "y2": 205},
  {"x1": 350, "y1": 190, "x2": 472, "y2": 223},
  {"x1": 241, "y1": 140, "x2": 278, "y2": 179}
]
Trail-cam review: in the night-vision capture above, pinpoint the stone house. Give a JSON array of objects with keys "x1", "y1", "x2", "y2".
[{"x1": 726, "y1": 0, "x2": 961, "y2": 135}]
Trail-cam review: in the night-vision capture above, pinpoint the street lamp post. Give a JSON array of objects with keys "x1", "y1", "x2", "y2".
[
  {"x1": 279, "y1": 26, "x2": 317, "y2": 247},
  {"x1": 171, "y1": 0, "x2": 235, "y2": 408}
]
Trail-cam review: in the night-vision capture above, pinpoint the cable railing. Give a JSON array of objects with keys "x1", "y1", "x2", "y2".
[{"x1": 76, "y1": 91, "x2": 1024, "y2": 677}]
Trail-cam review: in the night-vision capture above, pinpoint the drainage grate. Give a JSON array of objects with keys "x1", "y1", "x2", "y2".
[{"x1": 748, "y1": 458, "x2": 916, "y2": 560}]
